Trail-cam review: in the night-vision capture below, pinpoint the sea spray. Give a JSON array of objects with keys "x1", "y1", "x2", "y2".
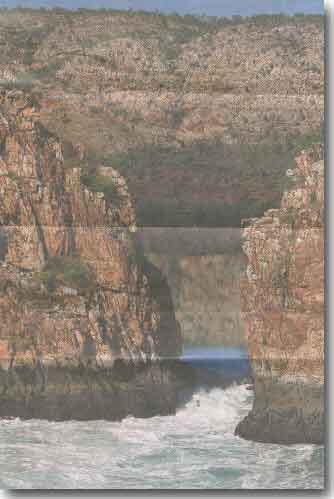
[{"x1": 0, "y1": 385, "x2": 323, "y2": 489}]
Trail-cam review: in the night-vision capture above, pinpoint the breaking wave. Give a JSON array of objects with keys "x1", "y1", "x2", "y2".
[{"x1": 0, "y1": 384, "x2": 324, "y2": 489}]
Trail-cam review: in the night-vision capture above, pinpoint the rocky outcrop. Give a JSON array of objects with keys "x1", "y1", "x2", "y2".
[
  {"x1": 235, "y1": 145, "x2": 324, "y2": 444},
  {"x1": 0, "y1": 89, "x2": 185, "y2": 420}
]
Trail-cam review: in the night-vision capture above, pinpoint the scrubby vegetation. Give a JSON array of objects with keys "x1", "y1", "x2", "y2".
[
  {"x1": 81, "y1": 173, "x2": 120, "y2": 203},
  {"x1": 0, "y1": 8, "x2": 323, "y2": 93},
  {"x1": 292, "y1": 130, "x2": 324, "y2": 153},
  {"x1": 0, "y1": 8, "x2": 323, "y2": 228},
  {"x1": 101, "y1": 130, "x2": 323, "y2": 227},
  {"x1": 0, "y1": 80, "x2": 34, "y2": 91},
  {"x1": 16, "y1": 63, "x2": 62, "y2": 84},
  {"x1": 136, "y1": 198, "x2": 275, "y2": 227},
  {"x1": 4, "y1": 171, "x2": 20, "y2": 182},
  {"x1": 38, "y1": 256, "x2": 96, "y2": 293}
]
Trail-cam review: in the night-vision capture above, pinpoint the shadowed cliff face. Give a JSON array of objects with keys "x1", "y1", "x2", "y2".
[
  {"x1": 0, "y1": 89, "x2": 185, "y2": 419},
  {"x1": 235, "y1": 145, "x2": 324, "y2": 444},
  {"x1": 136, "y1": 228, "x2": 245, "y2": 347},
  {"x1": 145, "y1": 252, "x2": 245, "y2": 347}
]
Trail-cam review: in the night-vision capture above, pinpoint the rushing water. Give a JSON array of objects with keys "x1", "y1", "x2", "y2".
[{"x1": 0, "y1": 348, "x2": 324, "y2": 490}]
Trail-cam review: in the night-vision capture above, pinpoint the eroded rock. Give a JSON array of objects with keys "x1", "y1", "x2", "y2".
[
  {"x1": 0, "y1": 89, "x2": 184, "y2": 420},
  {"x1": 235, "y1": 145, "x2": 324, "y2": 444}
]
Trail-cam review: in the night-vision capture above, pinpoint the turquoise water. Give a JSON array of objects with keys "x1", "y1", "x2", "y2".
[{"x1": 0, "y1": 348, "x2": 324, "y2": 489}]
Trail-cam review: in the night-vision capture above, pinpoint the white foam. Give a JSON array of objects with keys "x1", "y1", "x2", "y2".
[{"x1": 0, "y1": 385, "x2": 324, "y2": 489}]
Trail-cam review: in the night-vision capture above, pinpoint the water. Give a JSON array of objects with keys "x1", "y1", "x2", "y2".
[
  {"x1": 0, "y1": 348, "x2": 324, "y2": 490},
  {"x1": 182, "y1": 346, "x2": 251, "y2": 383}
]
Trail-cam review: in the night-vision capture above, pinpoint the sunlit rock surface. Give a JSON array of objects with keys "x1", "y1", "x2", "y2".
[
  {"x1": 0, "y1": 90, "x2": 187, "y2": 420},
  {"x1": 235, "y1": 145, "x2": 324, "y2": 444}
]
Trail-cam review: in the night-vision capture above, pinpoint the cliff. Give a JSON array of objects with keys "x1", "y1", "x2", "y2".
[
  {"x1": 0, "y1": 10, "x2": 324, "y2": 229},
  {"x1": 0, "y1": 10, "x2": 325, "y2": 421},
  {"x1": 0, "y1": 89, "x2": 189, "y2": 420},
  {"x1": 235, "y1": 145, "x2": 324, "y2": 444},
  {"x1": 135, "y1": 227, "x2": 245, "y2": 347},
  {"x1": 142, "y1": 247, "x2": 243, "y2": 348},
  {"x1": 146, "y1": 252, "x2": 245, "y2": 347}
]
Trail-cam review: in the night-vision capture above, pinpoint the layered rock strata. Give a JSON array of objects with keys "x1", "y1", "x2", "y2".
[
  {"x1": 0, "y1": 89, "x2": 186, "y2": 420},
  {"x1": 235, "y1": 145, "x2": 324, "y2": 444}
]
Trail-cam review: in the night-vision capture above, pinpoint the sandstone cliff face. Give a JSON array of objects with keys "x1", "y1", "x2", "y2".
[
  {"x1": 0, "y1": 89, "x2": 185, "y2": 419},
  {"x1": 146, "y1": 252, "x2": 245, "y2": 347},
  {"x1": 235, "y1": 145, "x2": 324, "y2": 444}
]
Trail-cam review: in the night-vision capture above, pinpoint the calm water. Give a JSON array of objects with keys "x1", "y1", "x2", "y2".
[{"x1": 0, "y1": 348, "x2": 324, "y2": 490}]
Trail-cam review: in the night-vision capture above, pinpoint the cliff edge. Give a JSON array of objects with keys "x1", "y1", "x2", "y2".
[
  {"x1": 235, "y1": 145, "x2": 324, "y2": 444},
  {"x1": 0, "y1": 89, "x2": 188, "y2": 420}
]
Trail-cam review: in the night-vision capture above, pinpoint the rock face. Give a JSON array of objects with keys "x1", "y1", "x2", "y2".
[
  {"x1": 137, "y1": 228, "x2": 245, "y2": 347},
  {"x1": 0, "y1": 89, "x2": 186, "y2": 420},
  {"x1": 235, "y1": 145, "x2": 324, "y2": 444},
  {"x1": 146, "y1": 252, "x2": 245, "y2": 347}
]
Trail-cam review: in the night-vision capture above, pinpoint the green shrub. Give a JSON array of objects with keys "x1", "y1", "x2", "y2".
[
  {"x1": 81, "y1": 173, "x2": 120, "y2": 202},
  {"x1": 27, "y1": 62, "x2": 62, "y2": 81},
  {"x1": 104, "y1": 130, "x2": 324, "y2": 228},
  {"x1": 0, "y1": 80, "x2": 34, "y2": 91},
  {"x1": 136, "y1": 198, "x2": 276, "y2": 228},
  {"x1": 39, "y1": 256, "x2": 96, "y2": 292},
  {"x1": 5, "y1": 171, "x2": 20, "y2": 182},
  {"x1": 310, "y1": 191, "x2": 318, "y2": 206},
  {"x1": 290, "y1": 130, "x2": 324, "y2": 154}
]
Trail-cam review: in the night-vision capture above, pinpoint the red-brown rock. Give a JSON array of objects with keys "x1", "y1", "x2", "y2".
[{"x1": 235, "y1": 145, "x2": 324, "y2": 444}]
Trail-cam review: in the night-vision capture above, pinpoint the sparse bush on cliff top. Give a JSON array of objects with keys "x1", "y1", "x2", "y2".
[
  {"x1": 38, "y1": 256, "x2": 96, "y2": 293},
  {"x1": 0, "y1": 80, "x2": 34, "y2": 91},
  {"x1": 81, "y1": 173, "x2": 120, "y2": 203},
  {"x1": 18, "y1": 63, "x2": 62, "y2": 83},
  {"x1": 4, "y1": 171, "x2": 20, "y2": 182},
  {"x1": 290, "y1": 130, "x2": 324, "y2": 154}
]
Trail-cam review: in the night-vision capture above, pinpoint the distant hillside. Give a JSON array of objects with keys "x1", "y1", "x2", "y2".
[{"x1": 0, "y1": 9, "x2": 324, "y2": 227}]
